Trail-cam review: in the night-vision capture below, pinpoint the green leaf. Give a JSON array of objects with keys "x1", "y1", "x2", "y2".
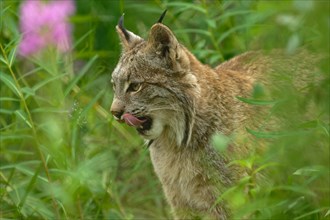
[
  {"x1": 18, "y1": 163, "x2": 43, "y2": 208},
  {"x1": 214, "y1": 10, "x2": 253, "y2": 21},
  {"x1": 236, "y1": 96, "x2": 279, "y2": 106},
  {"x1": 2, "y1": 150, "x2": 34, "y2": 155},
  {"x1": 246, "y1": 128, "x2": 283, "y2": 138},
  {"x1": 252, "y1": 83, "x2": 266, "y2": 99},
  {"x1": 209, "y1": 54, "x2": 222, "y2": 65},
  {"x1": 0, "y1": 5, "x2": 12, "y2": 15},
  {"x1": 8, "y1": 46, "x2": 17, "y2": 67},
  {"x1": 272, "y1": 185, "x2": 316, "y2": 197},
  {"x1": 325, "y1": 209, "x2": 330, "y2": 217},
  {"x1": 228, "y1": 159, "x2": 253, "y2": 170},
  {"x1": 31, "y1": 107, "x2": 67, "y2": 114},
  {"x1": 21, "y1": 87, "x2": 36, "y2": 98},
  {"x1": 212, "y1": 133, "x2": 230, "y2": 152},
  {"x1": 18, "y1": 67, "x2": 43, "y2": 80},
  {"x1": 0, "y1": 71, "x2": 21, "y2": 97},
  {"x1": 206, "y1": 19, "x2": 216, "y2": 29},
  {"x1": 293, "y1": 166, "x2": 326, "y2": 176},
  {"x1": 286, "y1": 34, "x2": 300, "y2": 54},
  {"x1": 0, "y1": 97, "x2": 20, "y2": 102},
  {"x1": 0, "y1": 161, "x2": 48, "y2": 182},
  {"x1": 212, "y1": 177, "x2": 250, "y2": 209},
  {"x1": 72, "y1": 29, "x2": 94, "y2": 49},
  {"x1": 294, "y1": 207, "x2": 329, "y2": 220},
  {"x1": 64, "y1": 55, "x2": 98, "y2": 97},
  {"x1": 217, "y1": 25, "x2": 251, "y2": 44},
  {"x1": 0, "y1": 55, "x2": 7, "y2": 65},
  {"x1": 23, "y1": 196, "x2": 55, "y2": 219},
  {"x1": 78, "y1": 89, "x2": 105, "y2": 121},
  {"x1": 166, "y1": 2, "x2": 206, "y2": 14},
  {"x1": 4, "y1": 38, "x2": 19, "y2": 52},
  {"x1": 32, "y1": 73, "x2": 67, "y2": 92},
  {"x1": 0, "y1": 134, "x2": 33, "y2": 141},
  {"x1": 175, "y1": 29, "x2": 211, "y2": 37},
  {"x1": 252, "y1": 162, "x2": 279, "y2": 175},
  {"x1": 15, "y1": 110, "x2": 32, "y2": 128},
  {"x1": 0, "y1": 109, "x2": 15, "y2": 114}
]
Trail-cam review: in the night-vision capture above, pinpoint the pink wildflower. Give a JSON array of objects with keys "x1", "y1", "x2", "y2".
[{"x1": 19, "y1": 0, "x2": 75, "y2": 56}]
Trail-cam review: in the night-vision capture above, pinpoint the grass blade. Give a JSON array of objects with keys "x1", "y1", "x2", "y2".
[
  {"x1": 0, "y1": 97, "x2": 20, "y2": 102},
  {"x1": 214, "y1": 10, "x2": 253, "y2": 21},
  {"x1": 32, "y1": 73, "x2": 68, "y2": 92},
  {"x1": 217, "y1": 25, "x2": 251, "y2": 44},
  {"x1": 0, "y1": 109, "x2": 16, "y2": 114},
  {"x1": 0, "y1": 55, "x2": 7, "y2": 65},
  {"x1": 0, "y1": 71, "x2": 21, "y2": 97},
  {"x1": 8, "y1": 46, "x2": 17, "y2": 67},
  {"x1": 18, "y1": 162, "x2": 43, "y2": 208},
  {"x1": 1, "y1": 162, "x2": 48, "y2": 183},
  {"x1": 166, "y1": 2, "x2": 206, "y2": 14},
  {"x1": 236, "y1": 96, "x2": 280, "y2": 106},
  {"x1": 0, "y1": 134, "x2": 34, "y2": 141},
  {"x1": 294, "y1": 207, "x2": 329, "y2": 220},
  {"x1": 15, "y1": 110, "x2": 33, "y2": 128},
  {"x1": 64, "y1": 55, "x2": 98, "y2": 97},
  {"x1": 174, "y1": 29, "x2": 211, "y2": 37},
  {"x1": 83, "y1": 90, "x2": 105, "y2": 115}
]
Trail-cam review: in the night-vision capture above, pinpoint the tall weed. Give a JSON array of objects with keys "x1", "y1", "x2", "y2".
[{"x1": 1, "y1": 0, "x2": 329, "y2": 219}]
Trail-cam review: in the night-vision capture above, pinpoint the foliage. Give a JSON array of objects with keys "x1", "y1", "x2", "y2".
[{"x1": 1, "y1": 0, "x2": 329, "y2": 219}]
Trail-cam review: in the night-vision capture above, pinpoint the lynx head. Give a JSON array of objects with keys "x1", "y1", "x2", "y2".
[{"x1": 110, "y1": 11, "x2": 200, "y2": 147}]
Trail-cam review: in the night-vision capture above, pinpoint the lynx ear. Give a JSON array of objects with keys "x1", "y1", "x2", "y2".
[
  {"x1": 146, "y1": 23, "x2": 179, "y2": 58},
  {"x1": 116, "y1": 14, "x2": 143, "y2": 50}
]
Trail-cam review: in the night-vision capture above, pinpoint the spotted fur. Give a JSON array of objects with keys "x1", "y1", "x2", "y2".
[{"x1": 110, "y1": 15, "x2": 316, "y2": 219}]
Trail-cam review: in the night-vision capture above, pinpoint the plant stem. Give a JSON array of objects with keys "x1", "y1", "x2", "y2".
[{"x1": 0, "y1": 44, "x2": 60, "y2": 219}]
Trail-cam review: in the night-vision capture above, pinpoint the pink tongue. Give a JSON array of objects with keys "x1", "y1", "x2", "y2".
[{"x1": 122, "y1": 113, "x2": 146, "y2": 127}]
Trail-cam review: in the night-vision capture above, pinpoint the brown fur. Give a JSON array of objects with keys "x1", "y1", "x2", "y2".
[{"x1": 110, "y1": 18, "x2": 316, "y2": 219}]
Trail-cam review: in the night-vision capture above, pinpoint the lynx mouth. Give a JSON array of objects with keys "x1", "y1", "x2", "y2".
[
  {"x1": 136, "y1": 117, "x2": 152, "y2": 135},
  {"x1": 122, "y1": 113, "x2": 152, "y2": 135}
]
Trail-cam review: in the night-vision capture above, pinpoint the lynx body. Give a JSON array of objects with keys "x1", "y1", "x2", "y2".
[{"x1": 110, "y1": 13, "x2": 267, "y2": 219}]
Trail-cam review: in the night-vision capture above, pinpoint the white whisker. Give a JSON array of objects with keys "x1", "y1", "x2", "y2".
[{"x1": 148, "y1": 107, "x2": 179, "y2": 112}]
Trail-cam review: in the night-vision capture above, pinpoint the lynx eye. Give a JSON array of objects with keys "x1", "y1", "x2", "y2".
[{"x1": 127, "y1": 82, "x2": 142, "y2": 93}]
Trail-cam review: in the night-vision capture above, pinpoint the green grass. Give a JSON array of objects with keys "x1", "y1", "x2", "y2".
[{"x1": 1, "y1": 0, "x2": 329, "y2": 219}]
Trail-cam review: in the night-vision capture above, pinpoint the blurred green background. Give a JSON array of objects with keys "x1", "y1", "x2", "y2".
[{"x1": 1, "y1": 0, "x2": 329, "y2": 219}]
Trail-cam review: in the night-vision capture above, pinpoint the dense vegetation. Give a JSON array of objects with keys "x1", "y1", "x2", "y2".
[{"x1": 1, "y1": 0, "x2": 329, "y2": 219}]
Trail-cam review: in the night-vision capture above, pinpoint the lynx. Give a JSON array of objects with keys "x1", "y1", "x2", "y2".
[{"x1": 110, "y1": 11, "x2": 315, "y2": 219}]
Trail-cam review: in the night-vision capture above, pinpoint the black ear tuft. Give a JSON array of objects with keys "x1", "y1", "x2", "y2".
[
  {"x1": 118, "y1": 14, "x2": 130, "y2": 41},
  {"x1": 157, "y1": 9, "x2": 167, "y2": 23}
]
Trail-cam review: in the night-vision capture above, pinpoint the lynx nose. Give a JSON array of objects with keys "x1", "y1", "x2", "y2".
[{"x1": 110, "y1": 98, "x2": 125, "y2": 120}]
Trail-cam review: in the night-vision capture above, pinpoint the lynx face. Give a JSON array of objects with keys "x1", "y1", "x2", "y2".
[{"x1": 110, "y1": 15, "x2": 199, "y2": 146}]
